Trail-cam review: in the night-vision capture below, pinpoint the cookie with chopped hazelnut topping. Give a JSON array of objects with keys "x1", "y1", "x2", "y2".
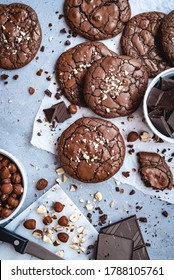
[
  {"x1": 84, "y1": 55, "x2": 148, "y2": 118},
  {"x1": 56, "y1": 41, "x2": 116, "y2": 106},
  {"x1": 0, "y1": 3, "x2": 42, "y2": 69},
  {"x1": 57, "y1": 117, "x2": 125, "y2": 183}
]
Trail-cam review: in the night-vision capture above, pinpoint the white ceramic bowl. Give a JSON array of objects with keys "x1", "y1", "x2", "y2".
[
  {"x1": 0, "y1": 149, "x2": 27, "y2": 224},
  {"x1": 143, "y1": 68, "x2": 174, "y2": 144}
]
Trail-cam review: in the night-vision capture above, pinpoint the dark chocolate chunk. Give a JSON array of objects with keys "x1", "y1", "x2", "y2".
[
  {"x1": 167, "y1": 111, "x2": 174, "y2": 131},
  {"x1": 44, "y1": 89, "x2": 52, "y2": 97},
  {"x1": 96, "y1": 234, "x2": 133, "y2": 260},
  {"x1": 101, "y1": 215, "x2": 144, "y2": 249},
  {"x1": 162, "y1": 210, "x2": 168, "y2": 217},
  {"x1": 150, "y1": 115, "x2": 172, "y2": 137},
  {"x1": 147, "y1": 87, "x2": 163, "y2": 109},
  {"x1": 43, "y1": 108, "x2": 56, "y2": 123},
  {"x1": 160, "y1": 77, "x2": 174, "y2": 91},
  {"x1": 132, "y1": 246, "x2": 149, "y2": 260},
  {"x1": 139, "y1": 217, "x2": 147, "y2": 223},
  {"x1": 53, "y1": 101, "x2": 71, "y2": 123},
  {"x1": 157, "y1": 91, "x2": 174, "y2": 110}
]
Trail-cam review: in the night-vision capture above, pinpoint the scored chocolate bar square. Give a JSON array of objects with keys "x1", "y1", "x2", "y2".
[
  {"x1": 132, "y1": 246, "x2": 149, "y2": 260},
  {"x1": 101, "y1": 215, "x2": 144, "y2": 249},
  {"x1": 96, "y1": 234, "x2": 133, "y2": 260}
]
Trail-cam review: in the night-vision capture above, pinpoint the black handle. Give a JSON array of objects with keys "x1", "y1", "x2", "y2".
[{"x1": 0, "y1": 227, "x2": 28, "y2": 254}]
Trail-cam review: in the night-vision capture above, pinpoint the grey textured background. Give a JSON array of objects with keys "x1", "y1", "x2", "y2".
[{"x1": 0, "y1": 0, "x2": 174, "y2": 259}]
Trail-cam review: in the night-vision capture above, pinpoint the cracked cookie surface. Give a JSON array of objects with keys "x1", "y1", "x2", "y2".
[
  {"x1": 84, "y1": 55, "x2": 148, "y2": 118},
  {"x1": 161, "y1": 10, "x2": 174, "y2": 65},
  {"x1": 0, "y1": 3, "x2": 42, "y2": 69},
  {"x1": 57, "y1": 117, "x2": 125, "y2": 183},
  {"x1": 138, "y1": 152, "x2": 173, "y2": 190},
  {"x1": 56, "y1": 41, "x2": 116, "y2": 106},
  {"x1": 64, "y1": 0, "x2": 131, "y2": 41},
  {"x1": 121, "y1": 12, "x2": 170, "y2": 77}
]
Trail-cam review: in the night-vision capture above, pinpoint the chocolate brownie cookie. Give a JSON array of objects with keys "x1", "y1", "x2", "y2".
[
  {"x1": 0, "y1": 3, "x2": 42, "y2": 69},
  {"x1": 56, "y1": 42, "x2": 115, "y2": 106},
  {"x1": 121, "y1": 12, "x2": 170, "y2": 77},
  {"x1": 64, "y1": 0, "x2": 131, "y2": 41},
  {"x1": 161, "y1": 10, "x2": 174, "y2": 65},
  {"x1": 57, "y1": 117, "x2": 125, "y2": 183},
  {"x1": 84, "y1": 56, "x2": 148, "y2": 118},
  {"x1": 138, "y1": 152, "x2": 173, "y2": 190}
]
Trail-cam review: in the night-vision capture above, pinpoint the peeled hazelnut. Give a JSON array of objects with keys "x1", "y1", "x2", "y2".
[
  {"x1": 13, "y1": 184, "x2": 24, "y2": 195},
  {"x1": 36, "y1": 178, "x2": 48, "y2": 190},
  {"x1": 32, "y1": 229, "x2": 43, "y2": 239},
  {"x1": 23, "y1": 219, "x2": 36, "y2": 230},
  {"x1": 8, "y1": 163, "x2": 17, "y2": 174},
  {"x1": 7, "y1": 197, "x2": 19, "y2": 208},
  {"x1": 0, "y1": 208, "x2": 13, "y2": 218},
  {"x1": 11, "y1": 173, "x2": 21, "y2": 184},
  {"x1": 140, "y1": 131, "x2": 151, "y2": 142},
  {"x1": 58, "y1": 216, "x2": 69, "y2": 226},
  {"x1": 1, "y1": 183, "x2": 13, "y2": 194},
  {"x1": 68, "y1": 104, "x2": 77, "y2": 114},
  {"x1": 37, "y1": 205, "x2": 47, "y2": 214},
  {"x1": 1, "y1": 167, "x2": 10, "y2": 179},
  {"x1": 43, "y1": 215, "x2": 53, "y2": 225},
  {"x1": 57, "y1": 232, "x2": 69, "y2": 243},
  {"x1": 127, "y1": 131, "x2": 139, "y2": 142},
  {"x1": 54, "y1": 201, "x2": 64, "y2": 212}
]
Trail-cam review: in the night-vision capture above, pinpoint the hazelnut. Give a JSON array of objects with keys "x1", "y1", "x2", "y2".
[
  {"x1": 36, "y1": 178, "x2": 48, "y2": 190},
  {"x1": 57, "y1": 232, "x2": 69, "y2": 243},
  {"x1": 1, "y1": 158, "x2": 9, "y2": 168},
  {"x1": 11, "y1": 173, "x2": 21, "y2": 184},
  {"x1": 7, "y1": 197, "x2": 19, "y2": 208},
  {"x1": 68, "y1": 104, "x2": 77, "y2": 114},
  {"x1": 11, "y1": 193, "x2": 17, "y2": 199},
  {"x1": 32, "y1": 229, "x2": 43, "y2": 239},
  {"x1": 13, "y1": 184, "x2": 24, "y2": 195},
  {"x1": 1, "y1": 194, "x2": 9, "y2": 202},
  {"x1": 127, "y1": 131, "x2": 139, "y2": 142},
  {"x1": 8, "y1": 163, "x2": 17, "y2": 174},
  {"x1": 58, "y1": 216, "x2": 69, "y2": 226},
  {"x1": 1, "y1": 183, "x2": 13, "y2": 194},
  {"x1": 0, "y1": 208, "x2": 13, "y2": 218},
  {"x1": 1, "y1": 167, "x2": 11, "y2": 179},
  {"x1": 2, "y1": 178, "x2": 11, "y2": 184},
  {"x1": 43, "y1": 215, "x2": 53, "y2": 225},
  {"x1": 23, "y1": 219, "x2": 36, "y2": 230},
  {"x1": 54, "y1": 201, "x2": 64, "y2": 212},
  {"x1": 0, "y1": 154, "x2": 4, "y2": 161}
]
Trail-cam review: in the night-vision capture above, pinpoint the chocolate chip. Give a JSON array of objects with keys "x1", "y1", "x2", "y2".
[
  {"x1": 139, "y1": 217, "x2": 147, "y2": 223},
  {"x1": 60, "y1": 28, "x2": 66, "y2": 33},
  {"x1": 161, "y1": 211, "x2": 168, "y2": 217},
  {"x1": 122, "y1": 171, "x2": 130, "y2": 178},
  {"x1": 44, "y1": 89, "x2": 52, "y2": 97},
  {"x1": 13, "y1": 74, "x2": 19, "y2": 80},
  {"x1": 129, "y1": 189, "x2": 135, "y2": 195},
  {"x1": 36, "y1": 69, "x2": 43, "y2": 76},
  {"x1": 64, "y1": 40, "x2": 71, "y2": 46},
  {"x1": 40, "y1": 46, "x2": 45, "y2": 52},
  {"x1": 0, "y1": 74, "x2": 9, "y2": 80}
]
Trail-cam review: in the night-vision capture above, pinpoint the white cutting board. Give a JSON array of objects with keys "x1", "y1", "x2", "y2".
[{"x1": 0, "y1": 185, "x2": 98, "y2": 260}]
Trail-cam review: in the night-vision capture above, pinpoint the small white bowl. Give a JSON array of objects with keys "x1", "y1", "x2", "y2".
[
  {"x1": 0, "y1": 149, "x2": 27, "y2": 224},
  {"x1": 143, "y1": 68, "x2": 174, "y2": 144}
]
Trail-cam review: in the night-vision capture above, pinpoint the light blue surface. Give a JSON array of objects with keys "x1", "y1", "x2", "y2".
[{"x1": 0, "y1": 0, "x2": 174, "y2": 260}]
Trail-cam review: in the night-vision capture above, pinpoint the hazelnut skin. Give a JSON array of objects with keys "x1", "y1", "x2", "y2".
[
  {"x1": 57, "y1": 232, "x2": 69, "y2": 243},
  {"x1": 1, "y1": 183, "x2": 13, "y2": 194},
  {"x1": 7, "y1": 197, "x2": 19, "y2": 208},
  {"x1": 58, "y1": 216, "x2": 69, "y2": 226},
  {"x1": 36, "y1": 178, "x2": 48, "y2": 190},
  {"x1": 54, "y1": 202, "x2": 64, "y2": 212},
  {"x1": 23, "y1": 219, "x2": 36, "y2": 230},
  {"x1": 0, "y1": 167, "x2": 10, "y2": 179},
  {"x1": 13, "y1": 184, "x2": 24, "y2": 195},
  {"x1": 11, "y1": 173, "x2": 21, "y2": 184},
  {"x1": 0, "y1": 208, "x2": 13, "y2": 218}
]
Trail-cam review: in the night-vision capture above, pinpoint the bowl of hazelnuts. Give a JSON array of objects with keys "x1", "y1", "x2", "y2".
[{"x1": 0, "y1": 149, "x2": 27, "y2": 224}]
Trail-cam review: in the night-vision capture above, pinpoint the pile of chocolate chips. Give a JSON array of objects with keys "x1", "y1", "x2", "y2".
[
  {"x1": 96, "y1": 215, "x2": 149, "y2": 260},
  {"x1": 147, "y1": 77, "x2": 174, "y2": 137}
]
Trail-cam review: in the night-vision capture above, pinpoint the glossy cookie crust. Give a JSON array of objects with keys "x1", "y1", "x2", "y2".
[
  {"x1": 0, "y1": 3, "x2": 42, "y2": 69},
  {"x1": 57, "y1": 117, "x2": 125, "y2": 183},
  {"x1": 64, "y1": 0, "x2": 131, "y2": 41},
  {"x1": 121, "y1": 12, "x2": 170, "y2": 77},
  {"x1": 56, "y1": 41, "x2": 116, "y2": 106},
  {"x1": 84, "y1": 55, "x2": 148, "y2": 118}
]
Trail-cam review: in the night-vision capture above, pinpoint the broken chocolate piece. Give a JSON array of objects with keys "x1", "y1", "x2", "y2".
[
  {"x1": 160, "y1": 77, "x2": 174, "y2": 91},
  {"x1": 53, "y1": 101, "x2": 71, "y2": 123},
  {"x1": 132, "y1": 246, "x2": 149, "y2": 260},
  {"x1": 138, "y1": 152, "x2": 173, "y2": 190},
  {"x1": 96, "y1": 234, "x2": 133, "y2": 260},
  {"x1": 44, "y1": 89, "x2": 52, "y2": 97},
  {"x1": 147, "y1": 87, "x2": 163, "y2": 109},
  {"x1": 43, "y1": 108, "x2": 56, "y2": 123},
  {"x1": 150, "y1": 115, "x2": 172, "y2": 136},
  {"x1": 157, "y1": 91, "x2": 174, "y2": 110},
  {"x1": 167, "y1": 111, "x2": 174, "y2": 131}
]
